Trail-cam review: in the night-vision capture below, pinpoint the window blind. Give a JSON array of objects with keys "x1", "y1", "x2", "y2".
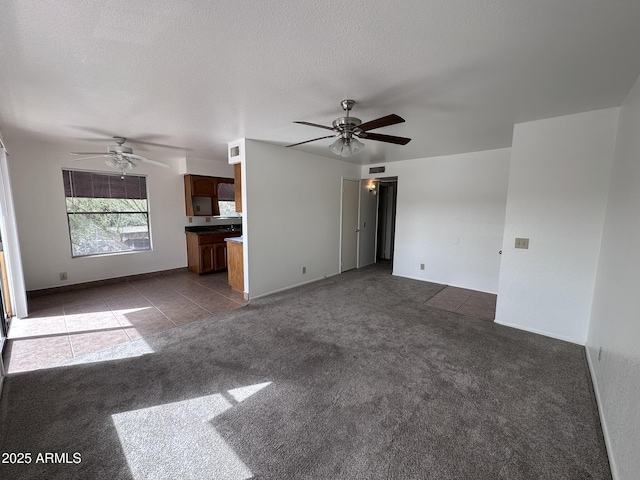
[
  {"x1": 217, "y1": 182, "x2": 235, "y2": 201},
  {"x1": 62, "y1": 170, "x2": 147, "y2": 200}
]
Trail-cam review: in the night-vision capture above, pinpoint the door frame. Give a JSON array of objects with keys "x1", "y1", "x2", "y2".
[{"x1": 0, "y1": 141, "x2": 27, "y2": 320}]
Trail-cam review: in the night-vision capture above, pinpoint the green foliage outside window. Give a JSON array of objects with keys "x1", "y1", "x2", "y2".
[{"x1": 66, "y1": 197, "x2": 150, "y2": 257}]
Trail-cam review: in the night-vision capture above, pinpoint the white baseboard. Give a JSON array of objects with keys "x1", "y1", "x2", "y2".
[
  {"x1": 493, "y1": 319, "x2": 584, "y2": 345},
  {"x1": 391, "y1": 273, "x2": 497, "y2": 294},
  {"x1": 248, "y1": 272, "x2": 340, "y2": 300},
  {"x1": 585, "y1": 347, "x2": 618, "y2": 480}
]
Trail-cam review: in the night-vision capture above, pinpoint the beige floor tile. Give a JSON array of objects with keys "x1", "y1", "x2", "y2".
[
  {"x1": 104, "y1": 293, "x2": 154, "y2": 311},
  {"x1": 65, "y1": 311, "x2": 121, "y2": 333},
  {"x1": 115, "y1": 306, "x2": 168, "y2": 327},
  {"x1": 425, "y1": 297, "x2": 466, "y2": 312},
  {"x1": 456, "y1": 303, "x2": 496, "y2": 321},
  {"x1": 99, "y1": 283, "x2": 140, "y2": 299},
  {"x1": 63, "y1": 298, "x2": 111, "y2": 315},
  {"x1": 195, "y1": 295, "x2": 244, "y2": 315},
  {"x1": 69, "y1": 329, "x2": 130, "y2": 357},
  {"x1": 172, "y1": 283, "x2": 215, "y2": 299},
  {"x1": 60, "y1": 288, "x2": 105, "y2": 304},
  {"x1": 8, "y1": 316, "x2": 67, "y2": 339},
  {"x1": 28, "y1": 296, "x2": 64, "y2": 312},
  {"x1": 434, "y1": 288, "x2": 474, "y2": 302},
  {"x1": 161, "y1": 302, "x2": 212, "y2": 325},
  {"x1": 26, "y1": 304, "x2": 66, "y2": 319},
  {"x1": 218, "y1": 290, "x2": 248, "y2": 304},
  {"x1": 463, "y1": 294, "x2": 497, "y2": 309},
  {"x1": 6, "y1": 270, "x2": 245, "y2": 372},
  {"x1": 122, "y1": 316, "x2": 177, "y2": 340},
  {"x1": 5, "y1": 336, "x2": 73, "y2": 373},
  {"x1": 136, "y1": 288, "x2": 184, "y2": 304}
]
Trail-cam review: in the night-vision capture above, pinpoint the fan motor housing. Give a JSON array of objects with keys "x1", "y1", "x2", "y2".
[
  {"x1": 332, "y1": 117, "x2": 362, "y2": 131},
  {"x1": 108, "y1": 145, "x2": 133, "y2": 154}
]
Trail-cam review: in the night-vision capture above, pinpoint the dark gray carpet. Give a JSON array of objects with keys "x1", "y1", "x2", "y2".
[{"x1": 0, "y1": 263, "x2": 611, "y2": 479}]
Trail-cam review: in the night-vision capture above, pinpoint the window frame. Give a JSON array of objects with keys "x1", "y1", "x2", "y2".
[{"x1": 62, "y1": 168, "x2": 153, "y2": 258}]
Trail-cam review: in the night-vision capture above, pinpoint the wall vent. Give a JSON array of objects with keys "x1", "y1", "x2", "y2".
[{"x1": 369, "y1": 166, "x2": 385, "y2": 174}]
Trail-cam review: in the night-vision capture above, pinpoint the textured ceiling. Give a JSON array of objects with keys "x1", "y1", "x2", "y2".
[{"x1": 1, "y1": 0, "x2": 640, "y2": 165}]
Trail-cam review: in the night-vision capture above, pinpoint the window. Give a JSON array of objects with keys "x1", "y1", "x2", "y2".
[
  {"x1": 62, "y1": 169, "x2": 151, "y2": 257},
  {"x1": 217, "y1": 181, "x2": 238, "y2": 217}
]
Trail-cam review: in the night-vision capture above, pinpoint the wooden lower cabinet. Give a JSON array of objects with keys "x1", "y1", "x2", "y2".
[
  {"x1": 199, "y1": 244, "x2": 227, "y2": 273},
  {"x1": 186, "y1": 232, "x2": 238, "y2": 274}
]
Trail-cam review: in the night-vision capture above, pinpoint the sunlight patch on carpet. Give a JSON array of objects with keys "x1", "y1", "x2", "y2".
[
  {"x1": 111, "y1": 382, "x2": 273, "y2": 479},
  {"x1": 228, "y1": 381, "x2": 272, "y2": 403}
]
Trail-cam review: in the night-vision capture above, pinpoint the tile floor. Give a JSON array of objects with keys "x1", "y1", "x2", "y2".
[
  {"x1": 425, "y1": 286, "x2": 497, "y2": 321},
  {"x1": 4, "y1": 270, "x2": 247, "y2": 374}
]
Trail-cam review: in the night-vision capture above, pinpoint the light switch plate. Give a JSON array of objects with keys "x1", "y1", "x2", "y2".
[{"x1": 515, "y1": 238, "x2": 529, "y2": 249}]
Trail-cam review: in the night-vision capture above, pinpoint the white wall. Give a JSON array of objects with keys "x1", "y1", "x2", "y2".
[
  {"x1": 495, "y1": 109, "x2": 618, "y2": 344},
  {"x1": 6, "y1": 136, "x2": 193, "y2": 291},
  {"x1": 243, "y1": 140, "x2": 360, "y2": 299},
  {"x1": 363, "y1": 148, "x2": 511, "y2": 294},
  {"x1": 587, "y1": 75, "x2": 640, "y2": 480},
  {"x1": 178, "y1": 157, "x2": 234, "y2": 178}
]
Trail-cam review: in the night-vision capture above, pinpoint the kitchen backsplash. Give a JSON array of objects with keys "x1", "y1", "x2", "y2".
[{"x1": 186, "y1": 216, "x2": 242, "y2": 228}]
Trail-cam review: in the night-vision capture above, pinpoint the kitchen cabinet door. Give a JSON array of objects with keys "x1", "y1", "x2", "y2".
[
  {"x1": 199, "y1": 245, "x2": 215, "y2": 273},
  {"x1": 213, "y1": 242, "x2": 227, "y2": 271},
  {"x1": 191, "y1": 176, "x2": 216, "y2": 196}
]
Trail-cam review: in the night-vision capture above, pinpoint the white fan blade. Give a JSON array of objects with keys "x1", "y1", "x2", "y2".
[
  {"x1": 124, "y1": 153, "x2": 170, "y2": 168},
  {"x1": 71, "y1": 155, "x2": 110, "y2": 162},
  {"x1": 70, "y1": 152, "x2": 108, "y2": 155}
]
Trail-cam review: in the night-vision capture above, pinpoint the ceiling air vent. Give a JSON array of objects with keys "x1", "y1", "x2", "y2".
[{"x1": 369, "y1": 166, "x2": 385, "y2": 174}]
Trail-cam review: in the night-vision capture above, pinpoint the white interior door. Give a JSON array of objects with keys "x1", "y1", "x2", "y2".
[{"x1": 341, "y1": 179, "x2": 359, "y2": 272}]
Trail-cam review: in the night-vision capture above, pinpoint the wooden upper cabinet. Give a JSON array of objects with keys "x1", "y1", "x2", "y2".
[
  {"x1": 189, "y1": 175, "x2": 216, "y2": 196},
  {"x1": 234, "y1": 163, "x2": 242, "y2": 213},
  {"x1": 184, "y1": 174, "x2": 234, "y2": 216}
]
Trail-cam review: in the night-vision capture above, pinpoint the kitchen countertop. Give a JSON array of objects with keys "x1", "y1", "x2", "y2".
[
  {"x1": 225, "y1": 236, "x2": 243, "y2": 243},
  {"x1": 185, "y1": 226, "x2": 241, "y2": 235}
]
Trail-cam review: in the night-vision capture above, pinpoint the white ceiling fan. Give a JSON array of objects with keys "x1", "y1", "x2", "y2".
[{"x1": 70, "y1": 136, "x2": 170, "y2": 174}]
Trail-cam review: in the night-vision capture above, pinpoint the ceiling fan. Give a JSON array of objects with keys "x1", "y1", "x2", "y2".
[
  {"x1": 70, "y1": 136, "x2": 170, "y2": 175},
  {"x1": 287, "y1": 99, "x2": 411, "y2": 157}
]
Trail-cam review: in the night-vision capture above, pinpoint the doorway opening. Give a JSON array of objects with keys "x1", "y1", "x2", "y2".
[{"x1": 376, "y1": 177, "x2": 398, "y2": 264}]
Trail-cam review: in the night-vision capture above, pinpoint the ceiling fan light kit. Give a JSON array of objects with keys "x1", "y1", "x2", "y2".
[
  {"x1": 287, "y1": 99, "x2": 411, "y2": 157},
  {"x1": 329, "y1": 137, "x2": 365, "y2": 157}
]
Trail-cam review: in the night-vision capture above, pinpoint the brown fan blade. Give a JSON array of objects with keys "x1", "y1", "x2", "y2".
[
  {"x1": 294, "y1": 121, "x2": 336, "y2": 131},
  {"x1": 358, "y1": 132, "x2": 411, "y2": 145},
  {"x1": 286, "y1": 135, "x2": 336, "y2": 147},
  {"x1": 357, "y1": 114, "x2": 405, "y2": 132}
]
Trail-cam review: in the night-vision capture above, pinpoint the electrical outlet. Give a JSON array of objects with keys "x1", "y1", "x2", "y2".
[
  {"x1": 59, "y1": 272, "x2": 68, "y2": 281},
  {"x1": 515, "y1": 238, "x2": 529, "y2": 249},
  {"x1": 598, "y1": 347, "x2": 603, "y2": 361},
  {"x1": 302, "y1": 266, "x2": 306, "y2": 274},
  {"x1": 420, "y1": 263, "x2": 425, "y2": 270},
  {"x1": 188, "y1": 217, "x2": 193, "y2": 223},
  {"x1": 205, "y1": 217, "x2": 211, "y2": 222},
  {"x1": 195, "y1": 205, "x2": 201, "y2": 212}
]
